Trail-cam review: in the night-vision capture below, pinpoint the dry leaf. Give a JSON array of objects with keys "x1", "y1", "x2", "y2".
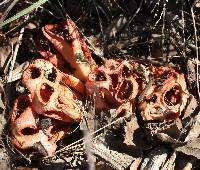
[{"x1": 174, "y1": 138, "x2": 200, "y2": 159}]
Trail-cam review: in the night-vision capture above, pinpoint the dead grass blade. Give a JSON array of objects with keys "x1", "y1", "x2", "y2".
[{"x1": 0, "y1": 0, "x2": 49, "y2": 28}]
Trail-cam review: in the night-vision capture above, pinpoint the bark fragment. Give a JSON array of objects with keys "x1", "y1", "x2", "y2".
[{"x1": 140, "y1": 146, "x2": 168, "y2": 170}]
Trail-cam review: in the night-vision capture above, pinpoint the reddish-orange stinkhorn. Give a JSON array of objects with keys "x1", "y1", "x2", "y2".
[
  {"x1": 10, "y1": 18, "x2": 191, "y2": 156},
  {"x1": 139, "y1": 67, "x2": 189, "y2": 121},
  {"x1": 10, "y1": 95, "x2": 69, "y2": 155}
]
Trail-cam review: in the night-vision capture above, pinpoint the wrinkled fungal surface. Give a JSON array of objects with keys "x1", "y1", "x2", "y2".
[
  {"x1": 86, "y1": 60, "x2": 139, "y2": 109},
  {"x1": 139, "y1": 67, "x2": 190, "y2": 121},
  {"x1": 10, "y1": 95, "x2": 69, "y2": 156}
]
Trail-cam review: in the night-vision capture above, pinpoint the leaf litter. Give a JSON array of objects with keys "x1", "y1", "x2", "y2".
[{"x1": 0, "y1": 0, "x2": 200, "y2": 169}]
